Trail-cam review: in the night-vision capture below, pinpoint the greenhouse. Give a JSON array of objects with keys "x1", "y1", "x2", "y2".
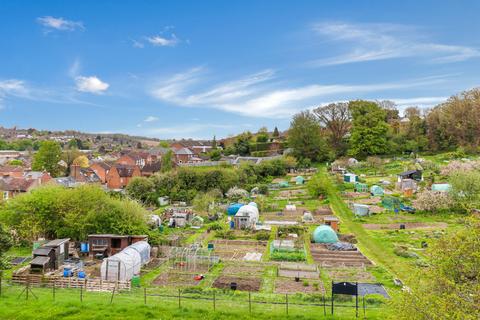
[
  {"x1": 248, "y1": 201, "x2": 258, "y2": 208},
  {"x1": 101, "y1": 243, "x2": 149, "y2": 281},
  {"x1": 370, "y1": 185, "x2": 384, "y2": 196},
  {"x1": 279, "y1": 181, "x2": 290, "y2": 188},
  {"x1": 313, "y1": 225, "x2": 339, "y2": 243},
  {"x1": 431, "y1": 183, "x2": 451, "y2": 192},
  {"x1": 352, "y1": 203, "x2": 370, "y2": 216},
  {"x1": 129, "y1": 241, "x2": 151, "y2": 265},
  {"x1": 295, "y1": 176, "x2": 305, "y2": 185},
  {"x1": 382, "y1": 196, "x2": 401, "y2": 211},
  {"x1": 234, "y1": 204, "x2": 260, "y2": 229},
  {"x1": 227, "y1": 203, "x2": 244, "y2": 216},
  {"x1": 355, "y1": 182, "x2": 369, "y2": 193}
]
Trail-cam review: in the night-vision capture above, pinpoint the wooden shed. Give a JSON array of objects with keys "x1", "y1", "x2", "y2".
[{"x1": 88, "y1": 234, "x2": 148, "y2": 258}]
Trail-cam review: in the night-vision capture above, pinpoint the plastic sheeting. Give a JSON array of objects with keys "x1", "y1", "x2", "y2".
[
  {"x1": 235, "y1": 204, "x2": 259, "y2": 224},
  {"x1": 313, "y1": 225, "x2": 339, "y2": 243},
  {"x1": 101, "y1": 242, "x2": 150, "y2": 281}
]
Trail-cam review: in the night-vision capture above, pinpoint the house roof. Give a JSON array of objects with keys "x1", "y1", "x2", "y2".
[
  {"x1": 142, "y1": 161, "x2": 161, "y2": 173},
  {"x1": 114, "y1": 164, "x2": 139, "y2": 177},
  {"x1": 172, "y1": 140, "x2": 213, "y2": 148},
  {"x1": 0, "y1": 177, "x2": 36, "y2": 191},
  {"x1": 91, "y1": 161, "x2": 111, "y2": 170},
  {"x1": 174, "y1": 147, "x2": 194, "y2": 155},
  {"x1": 0, "y1": 165, "x2": 24, "y2": 173}
]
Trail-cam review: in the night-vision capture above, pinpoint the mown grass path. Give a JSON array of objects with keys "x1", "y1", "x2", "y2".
[{"x1": 318, "y1": 167, "x2": 413, "y2": 285}]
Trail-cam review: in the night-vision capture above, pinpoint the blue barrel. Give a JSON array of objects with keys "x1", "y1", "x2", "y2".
[
  {"x1": 80, "y1": 243, "x2": 89, "y2": 253},
  {"x1": 63, "y1": 268, "x2": 72, "y2": 277},
  {"x1": 229, "y1": 220, "x2": 235, "y2": 229},
  {"x1": 227, "y1": 203, "x2": 243, "y2": 216},
  {"x1": 78, "y1": 271, "x2": 86, "y2": 279}
]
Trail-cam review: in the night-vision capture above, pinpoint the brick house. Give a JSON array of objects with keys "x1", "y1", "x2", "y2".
[
  {"x1": 106, "y1": 164, "x2": 141, "y2": 189},
  {"x1": 173, "y1": 147, "x2": 194, "y2": 163},
  {"x1": 90, "y1": 161, "x2": 111, "y2": 184},
  {"x1": 170, "y1": 140, "x2": 213, "y2": 156},
  {"x1": 0, "y1": 177, "x2": 38, "y2": 200}
]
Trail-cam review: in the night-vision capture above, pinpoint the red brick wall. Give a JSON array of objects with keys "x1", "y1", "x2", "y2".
[{"x1": 90, "y1": 163, "x2": 109, "y2": 184}]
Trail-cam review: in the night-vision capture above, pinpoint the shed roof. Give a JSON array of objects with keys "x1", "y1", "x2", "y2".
[
  {"x1": 30, "y1": 256, "x2": 50, "y2": 266},
  {"x1": 33, "y1": 247, "x2": 54, "y2": 256},
  {"x1": 44, "y1": 238, "x2": 70, "y2": 247}
]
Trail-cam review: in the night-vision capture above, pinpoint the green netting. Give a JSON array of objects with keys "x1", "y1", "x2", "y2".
[
  {"x1": 355, "y1": 182, "x2": 369, "y2": 193},
  {"x1": 382, "y1": 196, "x2": 401, "y2": 210},
  {"x1": 312, "y1": 225, "x2": 339, "y2": 243},
  {"x1": 370, "y1": 185, "x2": 384, "y2": 196}
]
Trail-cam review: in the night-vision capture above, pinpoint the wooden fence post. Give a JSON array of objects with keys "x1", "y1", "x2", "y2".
[
  {"x1": 249, "y1": 292, "x2": 252, "y2": 314},
  {"x1": 323, "y1": 294, "x2": 326, "y2": 316},
  {"x1": 110, "y1": 285, "x2": 116, "y2": 304},
  {"x1": 80, "y1": 284, "x2": 83, "y2": 302},
  {"x1": 178, "y1": 289, "x2": 181, "y2": 308},
  {"x1": 26, "y1": 277, "x2": 29, "y2": 301},
  {"x1": 363, "y1": 296, "x2": 366, "y2": 319},
  {"x1": 285, "y1": 294, "x2": 289, "y2": 315},
  {"x1": 213, "y1": 291, "x2": 216, "y2": 311},
  {"x1": 0, "y1": 271, "x2": 3, "y2": 297},
  {"x1": 144, "y1": 288, "x2": 147, "y2": 305},
  {"x1": 52, "y1": 279, "x2": 56, "y2": 301}
]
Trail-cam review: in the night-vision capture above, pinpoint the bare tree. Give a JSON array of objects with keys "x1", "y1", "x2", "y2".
[{"x1": 313, "y1": 102, "x2": 351, "y2": 155}]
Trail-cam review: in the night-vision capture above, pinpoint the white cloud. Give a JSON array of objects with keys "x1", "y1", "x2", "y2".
[
  {"x1": 75, "y1": 76, "x2": 109, "y2": 94},
  {"x1": 150, "y1": 67, "x2": 451, "y2": 118},
  {"x1": 310, "y1": 22, "x2": 480, "y2": 66},
  {"x1": 144, "y1": 116, "x2": 159, "y2": 122},
  {"x1": 146, "y1": 34, "x2": 179, "y2": 47},
  {"x1": 37, "y1": 16, "x2": 84, "y2": 32},
  {"x1": 391, "y1": 96, "x2": 448, "y2": 108}
]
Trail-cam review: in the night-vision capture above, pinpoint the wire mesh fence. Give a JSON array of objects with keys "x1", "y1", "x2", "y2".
[{"x1": 0, "y1": 277, "x2": 387, "y2": 319}]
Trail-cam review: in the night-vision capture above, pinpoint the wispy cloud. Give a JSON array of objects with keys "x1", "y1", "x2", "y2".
[
  {"x1": 144, "y1": 116, "x2": 159, "y2": 122},
  {"x1": 37, "y1": 16, "x2": 84, "y2": 33},
  {"x1": 132, "y1": 27, "x2": 182, "y2": 48},
  {"x1": 310, "y1": 22, "x2": 480, "y2": 66},
  {"x1": 75, "y1": 76, "x2": 109, "y2": 94},
  {"x1": 149, "y1": 67, "x2": 451, "y2": 118},
  {"x1": 146, "y1": 34, "x2": 179, "y2": 47},
  {"x1": 390, "y1": 96, "x2": 448, "y2": 108},
  {"x1": 141, "y1": 123, "x2": 234, "y2": 139}
]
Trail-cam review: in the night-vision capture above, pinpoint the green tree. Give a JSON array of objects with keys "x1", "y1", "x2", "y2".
[
  {"x1": 161, "y1": 150, "x2": 174, "y2": 172},
  {"x1": 233, "y1": 132, "x2": 252, "y2": 155},
  {"x1": 0, "y1": 224, "x2": 13, "y2": 269},
  {"x1": 0, "y1": 185, "x2": 148, "y2": 242},
  {"x1": 256, "y1": 127, "x2": 269, "y2": 143},
  {"x1": 212, "y1": 135, "x2": 217, "y2": 149},
  {"x1": 449, "y1": 170, "x2": 480, "y2": 212},
  {"x1": 394, "y1": 217, "x2": 480, "y2": 319},
  {"x1": 288, "y1": 111, "x2": 330, "y2": 162},
  {"x1": 348, "y1": 100, "x2": 389, "y2": 158},
  {"x1": 208, "y1": 149, "x2": 222, "y2": 161},
  {"x1": 126, "y1": 176, "x2": 155, "y2": 204},
  {"x1": 32, "y1": 141, "x2": 63, "y2": 177},
  {"x1": 272, "y1": 126, "x2": 280, "y2": 138}
]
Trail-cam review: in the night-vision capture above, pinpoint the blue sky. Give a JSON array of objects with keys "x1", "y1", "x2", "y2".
[{"x1": 1, "y1": 0, "x2": 479, "y2": 139}]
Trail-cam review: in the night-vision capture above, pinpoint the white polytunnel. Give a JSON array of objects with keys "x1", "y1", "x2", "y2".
[
  {"x1": 100, "y1": 241, "x2": 151, "y2": 281},
  {"x1": 129, "y1": 241, "x2": 151, "y2": 265}
]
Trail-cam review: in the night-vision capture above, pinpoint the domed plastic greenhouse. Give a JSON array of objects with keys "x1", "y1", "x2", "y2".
[
  {"x1": 101, "y1": 241, "x2": 151, "y2": 281},
  {"x1": 313, "y1": 225, "x2": 339, "y2": 243}
]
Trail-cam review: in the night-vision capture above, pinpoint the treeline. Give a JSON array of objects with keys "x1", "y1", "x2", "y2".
[
  {"x1": 126, "y1": 157, "x2": 296, "y2": 204},
  {"x1": 289, "y1": 88, "x2": 480, "y2": 161},
  {"x1": 0, "y1": 185, "x2": 149, "y2": 243}
]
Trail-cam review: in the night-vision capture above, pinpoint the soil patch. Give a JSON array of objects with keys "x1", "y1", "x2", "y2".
[
  {"x1": 153, "y1": 271, "x2": 203, "y2": 287},
  {"x1": 212, "y1": 276, "x2": 262, "y2": 291},
  {"x1": 362, "y1": 222, "x2": 448, "y2": 230},
  {"x1": 274, "y1": 278, "x2": 325, "y2": 294},
  {"x1": 327, "y1": 268, "x2": 376, "y2": 282}
]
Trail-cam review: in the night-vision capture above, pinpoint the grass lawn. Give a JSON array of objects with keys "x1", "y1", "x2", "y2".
[{"x1": 0, "y1": 284, "x2": 390, "y2": 320}]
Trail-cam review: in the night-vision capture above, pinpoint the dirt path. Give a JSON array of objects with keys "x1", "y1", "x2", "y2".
[{"x1": 362, "y1": 222, "x2": 448, "y2": 230}]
